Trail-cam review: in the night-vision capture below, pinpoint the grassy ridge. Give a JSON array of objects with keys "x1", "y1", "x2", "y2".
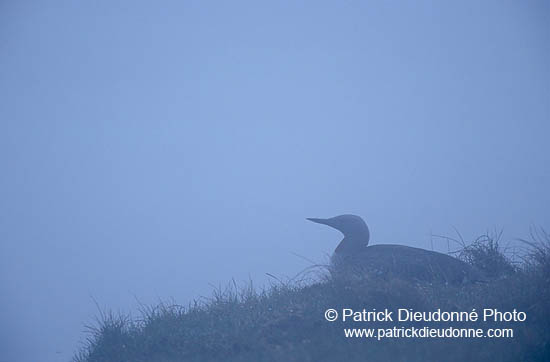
[{"x1": 75, "y1": 231, "x2": 550, "y2": 362}]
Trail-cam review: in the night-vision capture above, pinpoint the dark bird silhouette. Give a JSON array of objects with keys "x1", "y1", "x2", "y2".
[{"x1": 307, "y1": 214, "x2": 482, "y2": 284}]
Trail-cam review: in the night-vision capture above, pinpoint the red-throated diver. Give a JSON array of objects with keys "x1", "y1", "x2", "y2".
[{"x1": 307, "y1": 214, "x2": 481, "y2": 284}]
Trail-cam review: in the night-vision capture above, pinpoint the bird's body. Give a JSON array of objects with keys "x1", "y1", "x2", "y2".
[
  {"x1": 308, "y1": 215, "x2": 482, "y2": 284},
  {"x1": 331, "y1": 243, "x2": 481, "y2": 283}
]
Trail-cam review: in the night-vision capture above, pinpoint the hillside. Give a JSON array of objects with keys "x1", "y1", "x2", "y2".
[{"x1": 75, "y1": 232, "x2": 550, "y2": 362}]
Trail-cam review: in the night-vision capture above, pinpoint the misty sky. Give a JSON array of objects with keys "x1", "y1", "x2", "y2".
[{"x1": 1, "y1": 1, "x2": 548, "y2": 361}]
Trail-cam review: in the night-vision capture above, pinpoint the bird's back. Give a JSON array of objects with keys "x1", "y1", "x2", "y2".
[{"x1": 331, "y1": 244, "x2": 482, "y2": 284}]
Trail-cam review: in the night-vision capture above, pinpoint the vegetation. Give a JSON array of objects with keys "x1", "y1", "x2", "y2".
[{"x1": 74, "y1": 230, "x2": 550, "y2": 362}]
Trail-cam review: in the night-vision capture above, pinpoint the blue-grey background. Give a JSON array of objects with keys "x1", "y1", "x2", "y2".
[{"x1": 1, "y1": 1, "x2": 548, "y2": 361}]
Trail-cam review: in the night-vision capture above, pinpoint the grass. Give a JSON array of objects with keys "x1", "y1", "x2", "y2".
[{"x1": 74, "y1": 231, "x2": 550, "y2": 362}]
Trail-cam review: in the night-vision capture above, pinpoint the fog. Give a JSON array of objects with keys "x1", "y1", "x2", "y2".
[{"x1": 0, "y1": 1, "x2": 548, "y2": 361}]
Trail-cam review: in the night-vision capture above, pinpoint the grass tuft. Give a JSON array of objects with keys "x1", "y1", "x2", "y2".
[{"x1": 458, "y1": 231, "x2": 516, "y2": 278}]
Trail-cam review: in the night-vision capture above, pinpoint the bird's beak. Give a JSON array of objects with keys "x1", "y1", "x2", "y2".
[
  {"x1": 307, "y1": 217, "x2": 346, "y2": 236},
  {"x1": 306, "y1": 217, "x2": 333, "y2": 226}
]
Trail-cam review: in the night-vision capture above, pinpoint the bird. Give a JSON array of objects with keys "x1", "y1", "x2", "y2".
[{"x1": 307, "y1": 214, "x2": 482, "y2": 284}]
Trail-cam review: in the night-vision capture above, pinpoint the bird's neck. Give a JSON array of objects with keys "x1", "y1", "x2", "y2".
[{"x1": 334, "y1": 236, "x2": 368, "y2": 255}]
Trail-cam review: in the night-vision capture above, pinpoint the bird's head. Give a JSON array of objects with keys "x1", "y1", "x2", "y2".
[{"x1": 307, "y1": 214, "x2": 370, "y2": 245}]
